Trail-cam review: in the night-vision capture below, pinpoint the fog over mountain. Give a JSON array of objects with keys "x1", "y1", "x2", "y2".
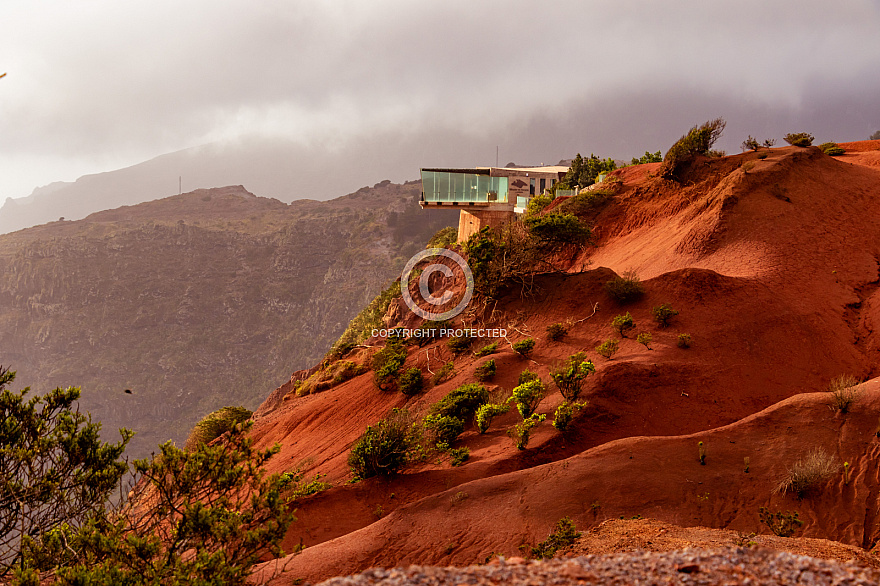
[{"x1": 2, "y1": 1, "x2": 880, "y2": 233}]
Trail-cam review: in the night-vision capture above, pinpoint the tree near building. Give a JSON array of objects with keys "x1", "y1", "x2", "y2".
[{"x1": 558, "y1": 153, "x2": 617, "y2": 190}]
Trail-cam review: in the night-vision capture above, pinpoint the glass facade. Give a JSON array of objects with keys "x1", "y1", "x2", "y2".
[{"x1": 421, "y1": 170, "x2": 509, "y2": 203}]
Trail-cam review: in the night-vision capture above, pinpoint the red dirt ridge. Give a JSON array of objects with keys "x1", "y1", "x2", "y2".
[{"x1": 244, "y1": 141, "x2": 880, "y2": 584}]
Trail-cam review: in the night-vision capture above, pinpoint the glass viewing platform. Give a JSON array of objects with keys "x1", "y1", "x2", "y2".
[{"x1": 421, "y1": 169, "x2": 509, "y2": 204}]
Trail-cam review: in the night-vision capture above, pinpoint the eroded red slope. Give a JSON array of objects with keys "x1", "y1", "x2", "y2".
[
  {"x1": 255, "y1": 383, "x2": 880, "y2": 583},
  {"x1": 246, "y1": 144, "x2": 880, "y2": 583}
]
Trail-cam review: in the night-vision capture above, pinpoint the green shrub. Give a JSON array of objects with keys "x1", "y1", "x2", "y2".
[
  {"x1": 660, "y1": 118, "x2": 726, "y2": 180},
  {"x1": 399, "y1": 367, "x2": 424, "y2": 396},
  {"x1": 524, "y1": 212, "x2": 591, "y2": 246},
  {"x1": 372, "y1": 338, "x2": 408, "y2": 391},
  {"x1": 827, "y1": 374, "x2": 861, "y2": 413},
  {"x1": 554, "y1": 186, "x2": 616, "y2": 217},
  {"x1": 636, "y1": 332, "x2": 652, "y2": 349},
  {"x1": 473, "y1": 359, "x2": 496, "y2": 382},
  {"x1": 278, "y1": 470, "x2": 332, "y2": 501},
  {"x1": 348, "y1": 409, "x2": 417, "y2": 479},
  {"x1": 0, "y1": 368, "x2": 132, "y2": 580},
  {"x1": 475, "y1": 402, "x2": 510, "y2": 434},
  {"x1": 432, "y1": 361, "x2": 455, "y2": 385},
  {"x1": 473, "y1": 341, "x2": 498, "y2": 357},
  {"x1": 742, "y1": 136, "x2": 760, "y2": 152},
  {"x1": 552, "y1": 401, "x2": 585, "y2": 432},
  {"x1": 59, "y1": 422, "x2": 293, "y2": 585},
  {"x1": 530, "y1": 517, "x2": 581, "y2": 559},
  {"x1": 595, "y1": 339, "x2": 619, "y2": 359},
  {"x1": 763, "y1": 138, "x2": 776, "y2": 148},
  {"x1": 775, "y1": 448, "x2": 837, "y2": 498},
  {"x1": 465, "y1": 218, "x2": 552, "y2": 299},
  {"x1": 677, "y1": 333, "x2": 692, "y2": 349},
  {"x1": 546, "y1": 322, "x2": 568, "y2": 341},
  {"x1": 652, "y1": 303, "x2": 679, "y2": 327},
  {"x1": 518, "y1": 369, "x2": 540, "y2": 385},
  {"x1": 332, "y1": 360, "x2": 366, "y2": 384},
  {"x1": 819, "y1": 141, "x2": 845, "y2": 156},
  {"x1": 185, "y1": 406, "x2": 253, "y2": 451},
  {"x1": 783, "y1": 132, "x2": 814, "y2": 147},
  {"x1": 525, "y1": 194, "x2": 553, "y2": 216},
  {"x1": 508, "y1": 414, "x2": 545, "y2": 450},
  {"x1": 447, "y1": 335, "x2": 474, "y2": 355},
  {"x1": 423, "y1": 414, "x2": 465, "y2": 447},
  {"x1": 449, "y1": 447, "x2": 470, "y2": 466},
  {"x1": 464, "y1": 225, "x2": 544, "y2": 299},
  {"x1": 550, "y1": 353, "x2": 596, "y2": 402},
  {"x1": 759, "y1": 507, "x2": 803, "y2": 537},
  {"x1": 426, "y1": 226, "x2": 458, "y2": 249},
  {"x1": 429, "y1": 383, "x2": 490, "y2": 421},
  {"x1": 611, "y1": 312, "x2": 636, "y2": 338},
  {"x1": 557, "y1": 153, "x2": 617, "y2": 189},
  {"x1": 513, "y1": 338, "x2": 536, "y2": 358},
  {"x1": 604, "y1": 270, "x2": 644, "y2": 304},
  {"x1": 464, "y1": 227, "x2": 504, "y2": 298},
  {"x1": 631, "y1": 150, "x2": 662, "y2": 165},
  {"x1": 299, "y1": 359, "x2": 367, "y2": 396},
  {"x1": 511, "y1": 379, "x2": 546, "y2": 418}
]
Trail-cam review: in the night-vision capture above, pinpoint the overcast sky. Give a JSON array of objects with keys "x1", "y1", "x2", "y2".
[{"x1": 2, "y1": 0, "x2": 880, "y2": 201}]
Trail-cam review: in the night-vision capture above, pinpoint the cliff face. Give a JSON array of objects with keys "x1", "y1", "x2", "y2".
[{"x1": 0, "y1": 182, "x2": 457, "y2": 457}]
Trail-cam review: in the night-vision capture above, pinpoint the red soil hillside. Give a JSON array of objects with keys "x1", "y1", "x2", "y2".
[
  {"x1": 245, "y1": 144, "x2": 880, "y2": 583},
  {"x1": 838, "y1": 139, "x2": 880, "y2": 169},
  {"x1": 255, "y1": 383, "x2": 880, "y2": 582}
]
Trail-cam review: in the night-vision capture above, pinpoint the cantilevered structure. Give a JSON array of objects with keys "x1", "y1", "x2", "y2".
[{"x1": 419, "y1": 165, "x2": 568, "y2": 242}]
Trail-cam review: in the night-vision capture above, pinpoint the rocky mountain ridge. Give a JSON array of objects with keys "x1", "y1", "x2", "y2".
[{"x1": 0, "y1": 181, "x2": 456, "y2": 457}]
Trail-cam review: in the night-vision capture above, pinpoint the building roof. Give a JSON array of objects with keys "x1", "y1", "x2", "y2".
[
  {"x1": 482, "y1": 165, "x2": 570, "y2": 174},
  {"x1": 421, "y1": 167, "x2": 491, "y2": 175}
]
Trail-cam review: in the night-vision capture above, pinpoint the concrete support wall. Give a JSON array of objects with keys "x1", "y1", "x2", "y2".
[{"x1": 457, "y1": 209, "x2": 516, "y2": 243}]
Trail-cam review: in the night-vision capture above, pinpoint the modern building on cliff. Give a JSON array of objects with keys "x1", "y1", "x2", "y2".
[{"x1": 419, "y1": 165, "x2": 569, "y2": 242}]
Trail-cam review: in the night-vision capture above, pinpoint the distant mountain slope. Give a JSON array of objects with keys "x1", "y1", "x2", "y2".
[
  {"x1": 0, "y1": 130, "x2": 502, "y2": 234},
  {"x1": 0, "y1": 181, "x2": 456, "y2": 457},
  {"x1": 0, "y1": 137, "x2": 409, "y2": 234}
]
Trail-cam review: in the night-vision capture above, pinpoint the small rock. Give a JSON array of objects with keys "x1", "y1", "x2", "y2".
[{"x1": 676, "y1": 563, "x2": 700, "y2": 574}]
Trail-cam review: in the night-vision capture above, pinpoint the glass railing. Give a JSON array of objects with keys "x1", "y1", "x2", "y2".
[
  {"x1": 516, "y1": 196, "x2": 530, "y2": 208},
  {"x1": 421, "y1": 170, "x2": 509, "y2": 203}
]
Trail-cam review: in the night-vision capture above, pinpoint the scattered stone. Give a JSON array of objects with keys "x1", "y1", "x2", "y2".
[{"x1": 317, "y1": 548, "x2": 880, "y2": 586}]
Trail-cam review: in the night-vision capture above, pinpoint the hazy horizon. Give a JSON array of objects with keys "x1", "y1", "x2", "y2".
[{"x1": 3, "y1": 1, "x2": 879, "y2": 204}]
